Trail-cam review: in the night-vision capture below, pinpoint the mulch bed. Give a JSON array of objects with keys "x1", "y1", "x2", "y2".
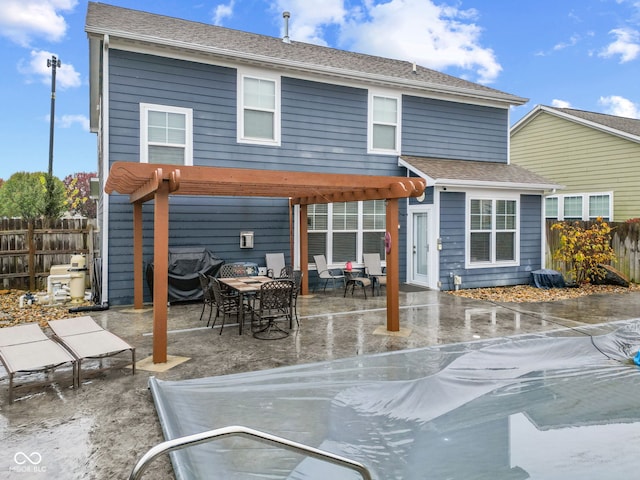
[
  {"x1": 0, "y1": 289, "x2": 90, "y2": 329},
  {"x1": 2, "y1": 284, "x2": 639, "y2": 328},
  {"x1": 446, "y1": 283, "x2": 640, "y2": 303}
]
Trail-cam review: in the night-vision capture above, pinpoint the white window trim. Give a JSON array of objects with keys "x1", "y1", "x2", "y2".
[
  {"x1": 545, "y1": 192, "x2": 613, "y2": 220},
  {"x1": 367, "y1": 90, "x2": 401, "y2": 155},
  {"x1": 139, "y1": 103, "x2": 193, "y2": 165},
  {"x1": 465, "y1": 193, "x2": 520, "y2": 269},
  {"x1": 237, "y1": 68, "x2": 281, "y2": 146},
  {"x1": 309, "y1": 201, "x2": 386, "y2": 267}
]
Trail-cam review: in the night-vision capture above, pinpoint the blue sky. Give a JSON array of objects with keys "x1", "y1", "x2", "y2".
[{"x1": 1, "y1": 0, "x2": 639, "y2": 181}]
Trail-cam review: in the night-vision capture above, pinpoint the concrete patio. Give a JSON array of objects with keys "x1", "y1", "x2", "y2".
[{"x1": 2, "y1": 284, "x2": 640, "y2": 478}]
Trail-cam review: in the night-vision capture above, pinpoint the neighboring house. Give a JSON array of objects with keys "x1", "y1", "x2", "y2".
[
  {"x1": 86, "y1": 3, "x2": 558, "y2": 305},
  {"x1": 511, "y1": 105, "x2": 640, "y2": 222}
]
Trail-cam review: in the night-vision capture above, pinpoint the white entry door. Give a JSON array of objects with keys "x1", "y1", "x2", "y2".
[{"x1": 411, "y1": 210, "x2": 430, "y2": 285}]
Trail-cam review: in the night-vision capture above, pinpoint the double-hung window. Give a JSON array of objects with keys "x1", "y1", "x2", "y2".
[
  {"x1": 468, "y1": 197, "x2": 519, "y2": 267},
  {"x1": 369, "y1": 91, "x2": 400, "y2": 154},
  {"x1": 238, "y1": 69, "x2": 280, "y2": 145},
  {"x1": 140, "y1": 104, "x2": 193, "y2": 165},
  {"x1": 308, "y1": 200, "x2": 387, "y2": 265}
]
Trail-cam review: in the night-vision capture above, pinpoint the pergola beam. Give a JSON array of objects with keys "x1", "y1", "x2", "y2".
[{"x1": 105, "y1": 162, "x2": 426, "y2": 363}]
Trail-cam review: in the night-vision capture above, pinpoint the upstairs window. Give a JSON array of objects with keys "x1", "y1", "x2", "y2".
[
  {"x1": 238, "y1": 70, "x2": 280, "y2": 145},
  {"x1": 140, "y1": 103, "x2": 192, "y2": 165},
  {"x1": 369, "y1": 92, "x2": 400, "y2": 154}
]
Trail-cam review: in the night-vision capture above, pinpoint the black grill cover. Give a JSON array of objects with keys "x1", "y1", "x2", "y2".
[{"x1": 146, "y1": 247, "x2": 224, "y2": 303}]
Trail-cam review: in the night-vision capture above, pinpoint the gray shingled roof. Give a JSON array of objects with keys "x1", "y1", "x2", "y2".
[
  {"x1": 400, "y1": 156, "x2": 560, "y2": 189},
  {"x1": 547, "y1": 106, "x2": 640, "y2": 138},
  {"x1": 85, "y1": 2, "x2": 526, "y2": 105}
]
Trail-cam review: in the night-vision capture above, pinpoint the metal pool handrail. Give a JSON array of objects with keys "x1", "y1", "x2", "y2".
[{"x1": 129, "y1": 425, "x2": 373, "y2": 480}]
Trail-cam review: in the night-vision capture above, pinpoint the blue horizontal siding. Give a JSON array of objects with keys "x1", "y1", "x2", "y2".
[
  {"x1": 402, "y1": 96, "x2": 508, "y2": 163},
  {"x1": 105, "y1": 50, "x2": 521, "y2": 304},
  {"x1": 438, "y1": 192, "x2": 542, "y2": 291}
]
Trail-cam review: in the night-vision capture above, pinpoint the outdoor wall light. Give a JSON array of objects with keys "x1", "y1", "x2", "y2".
[{"x1": 240, "y1": 231, "x2": 254, "y2": 249}]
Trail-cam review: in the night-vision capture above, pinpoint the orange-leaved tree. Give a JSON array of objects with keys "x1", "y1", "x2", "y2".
[{"x1": 551, "y1": 217, "x2": 615, "y2": 285}]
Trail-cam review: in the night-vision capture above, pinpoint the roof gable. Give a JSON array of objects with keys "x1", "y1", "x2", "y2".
[
  {"x1": 86, "y1": 2, "x2": 526, "y2": 106},
  {"x1": 512, "y1": 105, "x2": 640, "y2": 144}
]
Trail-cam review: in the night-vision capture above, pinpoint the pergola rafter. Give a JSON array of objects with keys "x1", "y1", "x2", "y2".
[{"x1": 105, "y1": 162, "x2": 426, "y2": 363}]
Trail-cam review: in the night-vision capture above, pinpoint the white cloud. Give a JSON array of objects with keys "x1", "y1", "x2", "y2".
[
  {"x1": 598, "y1": 95, "x2": 640, "y2": 118},
  {"x1": 17, "y1": 50, "x2": 81, "y2": 89},
  {"x1": 0, "y1": 0, "x2": 77, "y2": 47},
  {"x1": 213, "y1": 0, "x2": 235, "y2": 26},
  {"x1": 271, "y1": 0, "x2": 501, "y2": 84},
  {"x1": 60, "y1": 114, "x2": 90, "y2": 131},
  {"x1": 553, "y1": 34, "x2": 580, "y2": 51},
  {"x1": 551, "y1": 99, "x2": 572, "y2": 108},
  {"x1": 599, "y1": 28, "x2": 640, "y2": 62}
]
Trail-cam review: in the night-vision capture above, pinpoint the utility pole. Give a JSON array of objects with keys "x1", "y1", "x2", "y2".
[
  {"x1": 47, "y1": 55, "x2": 60, "y2": 176},
  {"x1": 45, "y1": 55, "x2": 61, "y2": 219}
]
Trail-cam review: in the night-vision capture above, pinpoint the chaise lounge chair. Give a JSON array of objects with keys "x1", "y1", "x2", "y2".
[
  {"x1": 0, "y1": 323, "x2": 77, "y2": 403},
  {"x1": 48, "y1": 316, "x2": 135, "y2": 385}
]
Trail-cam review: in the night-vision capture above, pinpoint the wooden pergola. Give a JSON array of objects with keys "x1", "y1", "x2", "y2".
[{"x1": 105, "y1": 162, "x2": 426, "y2": 363}]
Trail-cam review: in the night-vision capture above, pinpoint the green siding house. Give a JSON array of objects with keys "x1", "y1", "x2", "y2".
[{"x1": 511, "y1": 105, "x2": 640, "y2": 222}]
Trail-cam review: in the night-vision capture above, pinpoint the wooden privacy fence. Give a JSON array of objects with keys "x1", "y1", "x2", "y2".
[
  {"x1": 0, "y1": 218, "x2": 99, "y2": 291},
  {"x1": 545, "y1": 219, "x2": 640, "y2": 283}
]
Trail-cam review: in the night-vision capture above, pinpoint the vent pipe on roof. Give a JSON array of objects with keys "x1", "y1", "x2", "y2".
[
  {"x1": 412, "y1": 61, "x2": 417, "y2": 74},
  {"x1": 283, "y1": 11, "x2": 291, "y2": 43}
]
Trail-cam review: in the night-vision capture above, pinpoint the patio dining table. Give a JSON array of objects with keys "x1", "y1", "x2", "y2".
[{"x1": 217, "y1": 276, "x2": 272, "y2": 334}]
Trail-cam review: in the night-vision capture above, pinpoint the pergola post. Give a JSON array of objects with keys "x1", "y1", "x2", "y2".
[
  {"x1": 105, "y1": 162, "x2": 426, "y2": 358},
  {"x1": 133, "y1": 202, "x2": 144, "y2": 309},
  {"x1": 386, "y1": 198, "x2": 400, "y2": 331},
  {"x1": 299, "y1": 204, "x2": 309, "y2": 295},
  {"x1": 152, "y1": 180, "x2": 170, "y2": 363}
]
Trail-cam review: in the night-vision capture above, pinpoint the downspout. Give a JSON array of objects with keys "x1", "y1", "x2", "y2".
[{"x1": 101, "y1": 34, "x2": 110, "y2": 305}]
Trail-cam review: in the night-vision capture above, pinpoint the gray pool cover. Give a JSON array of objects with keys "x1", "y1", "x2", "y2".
[{"x1": 149, "y1": 321, "x2": 640, "y2": 479}]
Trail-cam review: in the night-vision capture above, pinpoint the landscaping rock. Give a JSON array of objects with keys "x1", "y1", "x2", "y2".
[{"x1": 592, "y1": 264, "x2": 630, "y2": 287}]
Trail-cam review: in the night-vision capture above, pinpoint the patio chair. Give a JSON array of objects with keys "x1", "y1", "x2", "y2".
[
  {"x1": 276, "y1": 267, "x2": 302, "y2": 325},
  {"x1": 219, "y1": 263, "x2": 247, "y2": 278},
  {"x1": 0, "y1": 323, "x2": 77, "y2": 403},
  {"x1": 198, "y1": 272, "x2": 215, "y2": 324},
  {"x1": 344, "y1": 269, "x2": 372, "y2": 299},
  {"x1": 363, "y1": 253, "x2": 387, "y2": 296},
  {"x1": 209, "y1": 277, "x2": 249, "y2": 335},
  {"x1": 48, "y1": 316, "x2": 135, "y2": 386},
  {"x1": 265, "y1": 253, "x2": 286, "y2": 279},
  {"x1": 313, "y1": 255, "x2": 345, "y2": 293},
  {"x1": 251, "y1": 280, "x2": 294, "y2": 340}
]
